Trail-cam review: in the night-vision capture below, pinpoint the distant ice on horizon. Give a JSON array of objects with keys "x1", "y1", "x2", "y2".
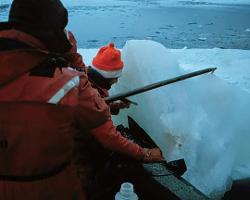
[
  {"x1": 60, "y1": 0, "x2": 250, "y2": 6},
  {"x1": 2, "y1": 0, "x2": 246, "y2": 6}
]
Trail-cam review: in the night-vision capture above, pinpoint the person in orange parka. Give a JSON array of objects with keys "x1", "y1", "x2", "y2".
[
  {"x1": 87, "y1": 42, "x2": 130, "y2": 115},
  {"x1": 0, "y1": 0, "x2": 165, "y2": 200}
]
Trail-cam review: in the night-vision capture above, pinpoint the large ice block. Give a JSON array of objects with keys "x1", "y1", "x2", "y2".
[{"x1": 110, "y1": 40, "x2": 250, "y2": 198}]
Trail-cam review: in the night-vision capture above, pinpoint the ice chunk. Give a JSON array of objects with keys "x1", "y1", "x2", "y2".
[{"x1": 110, "y1": 40, "x2": 250, "y2": 198}]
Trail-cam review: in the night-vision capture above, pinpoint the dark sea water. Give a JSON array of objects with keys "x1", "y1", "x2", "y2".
[{"x1": 1, "y1": 1, "x2": 250, "y2": 49}]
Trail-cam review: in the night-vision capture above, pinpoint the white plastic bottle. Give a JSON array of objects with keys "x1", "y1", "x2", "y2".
[{"x1": 115, "y1": 182, "x2": 138, "y2": 200}]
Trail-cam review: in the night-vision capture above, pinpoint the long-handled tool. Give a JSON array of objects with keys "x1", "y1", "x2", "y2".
[{"x1": 105, "y1": 67, "x2": 216, "y2": 103}]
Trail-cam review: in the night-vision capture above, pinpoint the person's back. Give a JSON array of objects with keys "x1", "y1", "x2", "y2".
[
  {"x1": 0, "y1": 0, "x2": 165, "y2": 199},
  {"x1": 0, "y1": 0, "x2": 107, "y2": 199}
]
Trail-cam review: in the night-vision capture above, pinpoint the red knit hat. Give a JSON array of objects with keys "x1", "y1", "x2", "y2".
[{"x1": 92, "y1": 43, "x2": 124, "y2": 78}]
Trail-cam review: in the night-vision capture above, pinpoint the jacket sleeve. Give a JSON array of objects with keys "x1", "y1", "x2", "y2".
[
  {"x1": 89, "y1": 119, "x2": 145, "y2": 160},
  {"x1": 74, "y1": 73, "x2": 110, "y2": 129},
  {"x1": 74, "y1": 73, "x2": 144, "y2": 160},
  {"x1": 109, "y1": 102, "x2": 120, "y2": 115}
]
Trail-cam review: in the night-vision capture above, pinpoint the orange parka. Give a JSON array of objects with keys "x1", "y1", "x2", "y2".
[{"x1": 0, "y1": 29, "x2": 144, "y2": 199}]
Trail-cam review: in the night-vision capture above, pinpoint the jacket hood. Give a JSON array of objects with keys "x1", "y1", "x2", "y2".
[
  {"x1": 0, "y1": 29, "x2": 49, "y2": 87},
  {"x1": 0, "y1": 50, "x2": 48, "y2": 87}
]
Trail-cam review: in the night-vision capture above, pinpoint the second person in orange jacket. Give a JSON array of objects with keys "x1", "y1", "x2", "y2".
[{"x1": 87, "y1": 42, "x2": 130, "y2": 115}]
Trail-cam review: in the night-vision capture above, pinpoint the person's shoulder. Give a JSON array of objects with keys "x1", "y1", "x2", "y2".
[{"x1": 65, "y1": 30, "x2": 76, "y2": 41}]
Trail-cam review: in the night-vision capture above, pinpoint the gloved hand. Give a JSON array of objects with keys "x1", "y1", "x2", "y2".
[
  {"x1": 110, "y1": 99, "x2": 131, "y2": 115},
  {"x1": 142, "y1": 148, "x2": 165, "y2": 163},
  {"x1": 117, "y1": 99, "x2": 131, "y2": 109}
]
